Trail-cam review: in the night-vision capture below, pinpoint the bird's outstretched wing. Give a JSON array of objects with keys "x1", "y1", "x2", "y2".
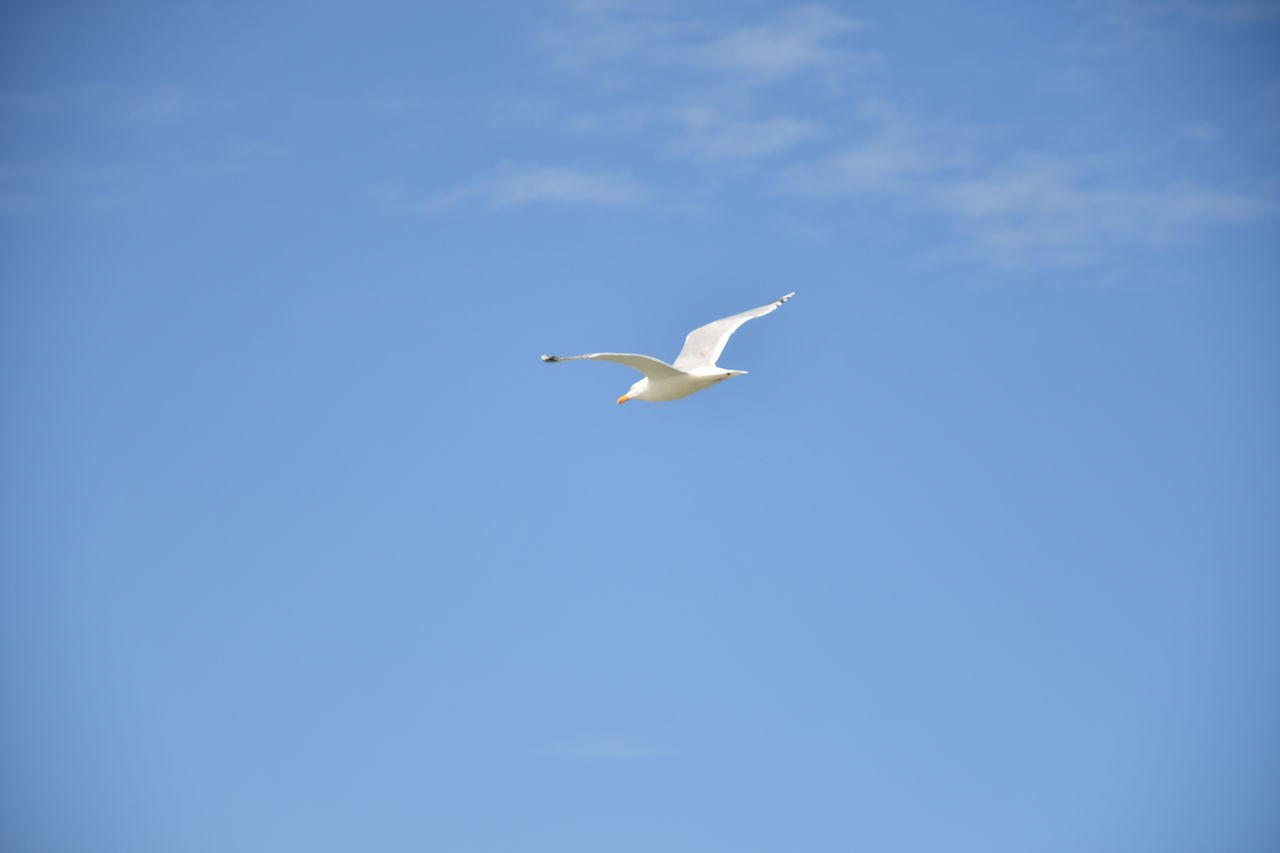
[
  {"x1": 673, "y1": 292, "x2": 794, "y2": 371},
  {"x1": 540, "y1": 352, "x2": 685, "y2": 380}
]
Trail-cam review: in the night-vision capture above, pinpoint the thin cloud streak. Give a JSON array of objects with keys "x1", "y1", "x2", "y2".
[
  {"x1": 542, "y1": 2, "x2": 872, "y2": 86},
  {"x1": 785, "y1": 145, "x2": 1271, "y2": 267},
  {"x1": 522, "y1": 4, "x2": 1276, "y2": 268},
  {"x1": 424, "y1": 166, "x2": 649, "y2": 211},
  {"x1": 694, "y1": 5, "x2": 866, "y2": 83},
  {"x1": 673, "y1": 106, "x2": 821, "y2": 159},
  {"x1": 0, "y1": 84, "x2": 198, "y2": 124},
  {"x1": 938, "y1": 163, "x2": 1271, "y2": 266}
]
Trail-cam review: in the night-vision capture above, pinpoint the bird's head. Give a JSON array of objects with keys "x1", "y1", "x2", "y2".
[
  {"x1": 711, "y1": 369, "x2": 748, "y2": 384},
  {"x1": 618, "y1": 377, "x2": 648, "y2": 404}
]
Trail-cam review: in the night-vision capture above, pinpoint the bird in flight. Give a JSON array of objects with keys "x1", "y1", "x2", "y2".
[{"x1": 541, "y1": 292, "x2": 794, "y2": 404}]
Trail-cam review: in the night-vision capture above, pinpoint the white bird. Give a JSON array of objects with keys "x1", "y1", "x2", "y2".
[{"x1": 541, "y1": 292, "x2": 794, "y2": 404}]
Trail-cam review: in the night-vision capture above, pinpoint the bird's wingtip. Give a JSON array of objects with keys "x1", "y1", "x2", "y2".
[
  {"x1": 540, "y1": 354, "x2": 557, "y2": 362},
  {"x1": 781, "y1": 291, "x2": 795, "y2": 302}
]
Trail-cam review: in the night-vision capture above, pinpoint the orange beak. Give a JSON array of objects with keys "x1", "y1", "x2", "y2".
[{"x1": 616, "y1": 394, "x2": 631, "y2": 405}]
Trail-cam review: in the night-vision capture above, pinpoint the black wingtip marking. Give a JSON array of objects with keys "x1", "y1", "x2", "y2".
[{"x1": 541, "y1": 355, "x2": 558, "y2": 362}]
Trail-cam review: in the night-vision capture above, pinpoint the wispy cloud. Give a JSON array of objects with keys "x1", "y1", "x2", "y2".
[
  {"x1": 0, "y1": 160, "x2": 130, "y2": 214},
  {"x1": 542, "y1": 2, "x2": 872, "y2": 87},
  {"x1": 695, "y1": 5, "x2": 866, "y2": 84},
  {"x1": 672, "y1": 106, "x2": 821, "y2": 159},
  {"x1": 785, "y1": 143, "x2": 1271, "y2": 267},
  {"x1": 538, "y1": 4, "x2": 700, "y2": 71},
  {"x1": 1181, "y1": 122, "x2": 1224, "y2": 143},
  {"x1": 424, "y1": 165, "x2": 649, "y2": 211},
  {"x1": 120, "y1": 89, "x2": 193, "y2": 123},
  {"x1": 937, "y1": 160, "x2": 1269, "y2": 266},
  {"x1": 566, "y1": 103, "x2": 820, "y2": 160},
  {"x1": 0, "y1": 83, "x2": 203, "y2": 126},
  {"x1": 437, "y1": 3, "x2": 1274, "y2": 268},
  {"x1": 537, "y1": 5, "x2": 866, "y2": 168},
  {"x1": 783, "y1": 132, "x2": 949, "y2": 196}
]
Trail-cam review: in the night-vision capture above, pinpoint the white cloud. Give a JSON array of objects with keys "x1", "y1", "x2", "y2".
[
  {"x1": 424, "y1": 166, "x2": 649, "y2": 211},
  {"x1": 121, "y1": 90, "x2": 192, "y2": 123},
  {"x1": 0, "y1": 160, "x2": 131, "y2": 215},
  {"x1": 1181, "y1": 122, "x2": 1223, "y2": 143},
  {"x1": 673, "y1": 106, "x2": 821, "y2": 159},
  {"x1": 783, "y1": 133, "x2": 947, "y2": 195},
  {"x1": 491, "y1": 166, "x2": 647, "y2": 206},
  {"x1": 695, "y1": 5, "x2": 865, "y2": 83},
  {"x1": 0, "y1": 84, "x2": 195, "y2": 123},
  {"x1": 933, "y1": 159, "x2": 1269, "y2": 265},
  {"x1": 543, "y1": 3, "x2": 872, "y2": 87},
  {"x1": 493, "y1": 4, "x2": 1276, "y2": 267},
  {"x1": 565, "y1": 102, "x2": 819, "y2": 160},
  {"x1": 538, "y1": 6, "x2": 868, "y2": 169},
  {"x1": 784, "y1": 136, "x2": 1270, "y2": 267},
  {"x1": 538, "y1": 5, "x2": 699, "y2": 71}
]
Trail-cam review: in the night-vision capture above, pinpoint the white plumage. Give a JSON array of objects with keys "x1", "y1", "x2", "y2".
[{"x1": 541, "y1": 292, "x2": 794, "y2": 403}]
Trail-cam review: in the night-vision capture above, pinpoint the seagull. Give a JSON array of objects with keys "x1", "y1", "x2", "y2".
[{"x1": 541, "y1": 292, "x2": 794, "y2": 403}]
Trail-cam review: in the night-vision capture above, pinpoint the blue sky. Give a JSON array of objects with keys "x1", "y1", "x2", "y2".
[{"x1": 2, "y1": 1, "x2": 1278, "y2": 851}]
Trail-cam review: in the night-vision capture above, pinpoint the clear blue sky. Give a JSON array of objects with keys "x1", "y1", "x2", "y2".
[{"x1": 3, "y1": 2, "x2": 1278, "y2": 851}]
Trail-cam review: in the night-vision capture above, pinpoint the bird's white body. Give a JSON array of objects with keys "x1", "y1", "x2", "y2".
[
  {"x1": 627, "y1": 367, "x2": 747, "y2": 402},
  {"x1": 541, "y1": 293, "x2": 792, "y2": 404}
]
